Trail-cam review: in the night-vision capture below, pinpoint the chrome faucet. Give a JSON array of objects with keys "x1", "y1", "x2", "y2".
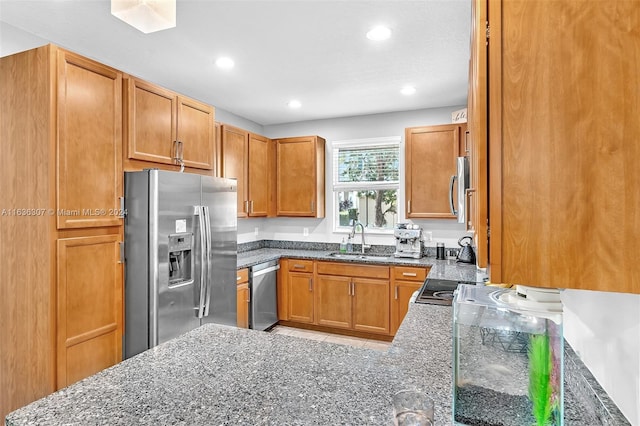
[{"x1": 350, "y1": 220, "x2": 370, "y2": 254}]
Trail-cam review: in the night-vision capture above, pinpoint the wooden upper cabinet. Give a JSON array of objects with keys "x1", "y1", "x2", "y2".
[
  {"x1": 467, "y1": 0, "x2": 489, "y2": 269},
  {"x1": 220, "y1": 126, "x2": 273, "y2": 218},
  {"x1": 483, "y1": 0, "x2": 639, "y2": 293},
  {"x1": 221, "y1": 125, "x2": 249, "y2": 217},
  {"x1": 275, "y1": 136, "x2": 325, "y2": 217},
  {"x1": 248, "y1": 133, "x2": 271, "y2": 217},
  {"x1": 405, "y1": 124, "x2": 461, "y2": 219},
  {"x1": 177, "y1": 96, "x2": 214, "y2": 169},
  {"x1": 125, "y1": 77, "x2": 214, "y2": 171},
  {"x1": 126, "y1": 78, "x2": 176, "y2": 165},
  {"x1": 56, "y1": 50, "x2": 123, "y2": 229}
]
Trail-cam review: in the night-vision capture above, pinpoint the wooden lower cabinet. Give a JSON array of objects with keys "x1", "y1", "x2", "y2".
[
  {"x1": 236, "y1": 268, "x2": 249, "y2": 328},
  {"x1": 352, "y1": 278, "x2": 390, "y2": 335},
  {"x1": 280, "y1": 259, "x2": 425, "y2": 337},
  {"x1": 390, "y1": 266, "x2": 429, "y2": 335},
  {"x1": 315, "y1": 262, "x2": 390, "y2": 335},
  {"x1": 316, "y1": 275, "x2": 352, "y2": 329},
  {"x1": 289, "y1": 272, "x2": 315, "y2": 323},
  {"x1": 56, "y1": 234, "x2": 123, "y2": 388}
]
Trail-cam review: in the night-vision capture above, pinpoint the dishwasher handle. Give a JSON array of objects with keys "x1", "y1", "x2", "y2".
[{"x1": 251, "y1": 264, "x2": 280, "y2": 278}]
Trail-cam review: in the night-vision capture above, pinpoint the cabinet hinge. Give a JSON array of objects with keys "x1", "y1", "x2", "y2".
[{"x1": 119, "y1": 242, "x2": 125, "y2": 264}]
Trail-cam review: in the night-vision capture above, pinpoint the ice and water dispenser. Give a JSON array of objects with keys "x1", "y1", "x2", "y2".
[{"x1": 168, "y1": 233, "x2": 193, "y2": 286}]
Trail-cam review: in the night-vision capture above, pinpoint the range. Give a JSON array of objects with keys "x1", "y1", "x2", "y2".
[{"x1": 414, "y1": 278, "x2": 479, "y2": 306}]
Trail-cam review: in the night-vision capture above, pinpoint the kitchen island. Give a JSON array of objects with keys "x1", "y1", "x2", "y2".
[{"x1": 6, "y1": 302, "x2": 603, "y2": 425}]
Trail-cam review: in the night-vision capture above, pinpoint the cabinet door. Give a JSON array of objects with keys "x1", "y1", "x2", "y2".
[
  {"x1": 221, "y1": 125, "x2": 248, "y2": 217},
  {"x1": 57, "y1": 50, "x2": 123, "y2": 229},
  {"x1": 177, "y1": 96, "x2": 214, "y2": 170},
  {"x1": 390, "y1": 281, "x2": 422, "y2": 335},
  {"x1": 468, "y1": 0, "x2": 489, "y2": 268},
  {"x1": 316, "y1": 275, "x2": 352, "y2": 329},
  {"x1": 405, "y1": 124, "x2": 461, "y2": 218},
  {"x1": 126, "y1": 77, "x2": 176, "y2": 165},
  {"x1": 236, "y1": 283, "x2": 249, "y2": 329},
  {"x1": 352, "y1": 278, "x2": 390, "y2": 335},
  {"x1": 276, "y1": 137, "x2": 324, "y2": 217},
  {"x1": 56, "y1": 235, "x2": 123, "y2": 388},
  {"x1": 288, "y1": 272, "x2": 314, "y2": 323},
  {"x1": 248, "y1": 133, "x2": 270, "y2": 216},
  {"x1": 488, "y1": 1, "x2": 639, "y2": 293}
]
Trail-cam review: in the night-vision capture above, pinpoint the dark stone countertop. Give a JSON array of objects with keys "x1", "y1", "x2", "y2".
[
  {"x1": 237, "y1": 247, "x2": 486, "y2": 283},
  {"x1": 6, "y1": 303, "x2": 601, "y2": 426}
]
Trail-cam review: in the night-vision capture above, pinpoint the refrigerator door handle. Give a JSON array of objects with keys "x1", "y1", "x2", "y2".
[
  {"x1": 196, "y1": 206, "x2": 207, "y2": 318},
  {"x1": 449, "y1": 174, "x2": 458, "y2": 216},
  {"x1": 202, "y1": 205, "x2": 213, "y2": 316}
]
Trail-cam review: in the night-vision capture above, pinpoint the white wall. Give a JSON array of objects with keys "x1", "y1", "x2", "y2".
[
  {"x1": 237, "y1": 107, "x2": 471, "y2": 248},
  {"x1": 0, "y1": 22, "x2": 48, "y2": 57},
  {"x1": 216, "y1": 109, "x2": 264, "y2": 135},
  {"x1": 561, "y1": 290, "x2": 640, "y2": 425}
]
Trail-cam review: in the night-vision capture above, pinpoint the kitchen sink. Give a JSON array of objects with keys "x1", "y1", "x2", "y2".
[{"x1": 327, "y1": 252, "x2": 391, "y2": 261}]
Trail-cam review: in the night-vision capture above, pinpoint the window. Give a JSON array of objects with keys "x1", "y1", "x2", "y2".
[{"x1": 332, "y1": 137, "x2": 400, "y2": 232}]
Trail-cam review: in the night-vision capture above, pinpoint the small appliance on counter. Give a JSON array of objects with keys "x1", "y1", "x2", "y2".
[
  {"x1": 456, "y1": 236, "x2": 476, "y2": 264},
  {"x1": 452, "y1": 284, "x2": 564, "y2": 426},
  {"x1": 394, "y1": 223, "x2": 423, "y2": 258}
]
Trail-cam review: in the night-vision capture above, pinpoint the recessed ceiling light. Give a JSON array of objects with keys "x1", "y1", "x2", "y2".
[
  {"x1": 215, "y1": 57, "x2": 234, "y2": 70},
  {"x1": 366, "y1": 26, "x2": 392, "y2": 41},
  {"x1": 401, "y1": 86, "x2": 416, "y2": 96},
  {"x1": 287, "y1": 100, "x2": 302, "y2": 109}
]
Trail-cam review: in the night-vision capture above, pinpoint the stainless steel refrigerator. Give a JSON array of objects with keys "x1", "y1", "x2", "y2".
[{"x1": 124, "y1": 169, "x2": 237, "y2": 359}]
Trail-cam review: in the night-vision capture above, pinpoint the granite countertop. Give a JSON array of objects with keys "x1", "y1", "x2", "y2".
[
  {"x1": 6, "y1": 303, "x2": 598, "y2": 426},
  {"x1": 237, "y1": 248, "x2": 485, "y2": 283}
]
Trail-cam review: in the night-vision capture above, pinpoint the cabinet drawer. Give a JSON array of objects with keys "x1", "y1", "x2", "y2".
[
  {"x1": 393, "y1": 266, "x2": 429, "y2": 282},
  {"x1": 316, "y1": 261, "x2": 389, "y2": 279},
  {"x1": 288, "y1": 259, "x2": 314, "y2": 273},
  {"x1": 236, "y1": 268, "x2": 249, "y2": 285}
]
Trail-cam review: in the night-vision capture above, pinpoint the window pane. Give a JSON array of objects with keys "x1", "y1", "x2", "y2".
[
  {"x1": 334, "y1": 145, "x2": 399, "y2": 186},
  {"x1": 336, "y1": 189, "x2": 398, "y2": 230}
]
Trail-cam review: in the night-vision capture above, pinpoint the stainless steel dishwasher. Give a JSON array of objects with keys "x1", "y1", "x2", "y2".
[{"x1": 249, "y1": 260, "x2": 280, "y2": 331}]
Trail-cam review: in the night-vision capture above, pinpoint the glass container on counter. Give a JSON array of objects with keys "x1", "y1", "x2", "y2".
[{"x1": 452, "y1": 284, "x2": 564, "y2": 426}]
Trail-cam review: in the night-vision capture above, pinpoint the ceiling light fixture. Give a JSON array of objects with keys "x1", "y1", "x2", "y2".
[
  {"x1": 401, "y1": 86, "x2": 416, "y2": 96},
  {"x1": 111, "y1": 0, "x2": 176, "y2": 34},
  {"x1": 366, "y1": 26, "x2": 392, "y2": 41},
  {"x1": 215, "y1": 57, "x2": 235, "y2": 70},
  {"x1": 287, "y1": 100, "x2": 302, "y2": 109}
]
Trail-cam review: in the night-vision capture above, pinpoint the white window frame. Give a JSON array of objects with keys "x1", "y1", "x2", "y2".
[{"x1": 330, "y1": 136, "x2": 401, "y2": 234}]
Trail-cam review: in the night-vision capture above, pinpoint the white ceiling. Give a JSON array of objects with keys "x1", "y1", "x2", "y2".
[{"x1": 0, "y1": 0, "x2": 471, "y2": 126}]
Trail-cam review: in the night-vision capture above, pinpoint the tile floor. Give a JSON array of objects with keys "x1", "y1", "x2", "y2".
[{"x1": 270, "y1": 325, "x2": 392, "y2": 351}]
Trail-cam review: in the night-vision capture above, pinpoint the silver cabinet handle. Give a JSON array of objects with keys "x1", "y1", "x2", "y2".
[
  {"x1": 293, "y1": 264, "x2": 305, "y2": 269},
  {"x1": 449, "y1": 175, "x2": 458, "y2": 216},
  {"x1": 237, "y1": 275, "x2": 242, "y2": 281},
  {"x1": 394, "y1": 286, "x2": 398, "y2": 300},
  {"x1": 309, "y1": 278, "x2": 313, "y2": 292},
  {"x1": 407, "y1": 200, "x2": 411, "y2": 214},
  {"x1": 244, "y1": 200, "x2": 249, "y2": 214},
  {"x1": 402, "y1": 272, "x2": 417, "y2": 277},
  {"x1": 173, "y1": 140, "x2": 185, "y2": 172},
  {"x1": 310, "y1": 200, "x2": 315, "y2": 213},
  {"x1": 249, "y1": 200, "x2": 254, "y2": 214}
]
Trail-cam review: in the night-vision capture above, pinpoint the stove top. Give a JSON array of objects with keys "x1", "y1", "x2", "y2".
[{"x1": 414, "y1": 278, "x2": 477, "y2": 306}]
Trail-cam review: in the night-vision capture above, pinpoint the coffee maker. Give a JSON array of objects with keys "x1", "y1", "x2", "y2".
[{"x1": 394, "y1": 223, "x2": 423, "y2": 258}]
